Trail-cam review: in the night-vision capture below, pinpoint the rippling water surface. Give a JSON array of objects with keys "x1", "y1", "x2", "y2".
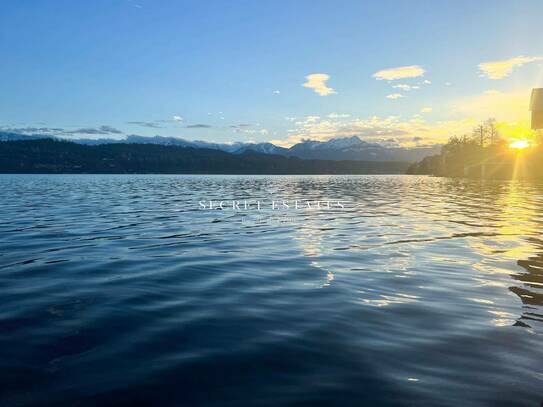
[{"x1": 1, "y1": 174, "x2": 543, "y2": 406}]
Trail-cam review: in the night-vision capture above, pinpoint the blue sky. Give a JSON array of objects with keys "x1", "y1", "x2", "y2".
[{"x1": 1, "y1": 0, "x2": 542, "y2": 146}]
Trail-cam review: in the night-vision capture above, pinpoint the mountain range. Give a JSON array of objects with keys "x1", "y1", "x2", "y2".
[
  {"x1": 0, "y1": 131, "x2": 440, "y2": 162},
  {"x1": 0, "y1": 139, "x2": 411, "y2": 174}
]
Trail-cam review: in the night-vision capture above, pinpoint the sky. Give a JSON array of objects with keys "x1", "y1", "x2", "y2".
[{"x1": 1, "y1": 0, "x2": 543, "y2": 147}]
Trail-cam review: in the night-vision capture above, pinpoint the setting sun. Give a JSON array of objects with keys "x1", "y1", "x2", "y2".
[{"x1": 509, "y1": 140, "x2": 530, "y2": 149}]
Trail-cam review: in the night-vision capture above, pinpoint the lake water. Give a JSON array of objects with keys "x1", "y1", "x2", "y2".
[{"x1": 1, "y1": 174, "x2": 542, "y2": 406}]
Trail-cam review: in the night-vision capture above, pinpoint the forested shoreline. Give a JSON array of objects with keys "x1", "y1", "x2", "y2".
[
  {"x1": 407, "y1": 120, "x2": 543, "y2": 179},
  {"x1": 0, "y1": 139, "x2": 410, "y2": 174}
]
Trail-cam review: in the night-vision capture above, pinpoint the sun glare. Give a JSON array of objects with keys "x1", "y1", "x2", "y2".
[{"x1": 509, "y1": 140, "x2": 530, "y2": 150}]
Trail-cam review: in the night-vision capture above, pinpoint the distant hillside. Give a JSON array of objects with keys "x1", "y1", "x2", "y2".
[
  {"x1": 0, "y1": 131, "x2": 52, "y2": 142},
  {"x1": 0, "y1": 139, "x2": 411, "y2": 174}
]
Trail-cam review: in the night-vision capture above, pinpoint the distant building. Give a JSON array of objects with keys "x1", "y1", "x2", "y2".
[{"x1": 531, "y1": 88, "x2": 543, "y2": 130}]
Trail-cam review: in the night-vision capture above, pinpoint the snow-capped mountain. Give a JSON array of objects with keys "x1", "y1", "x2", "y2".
[
  {"x1": 284, "y1": 135, "x2": 440, "y2": 162},
  {"x1": 322, "y1": 136, "x2": 369, "y2": 149},
  {"x1": 289, "y1": 135, "x2": 378, "y2": 154},
  {"x1": 308, "y1": 135, "x2": 378, "y2": 150},
  {"x1": 233, "y1": 142, "x2": 289, "y2": 155},
  {"x1": 0, "y1": 131, "x2": 440, "y2": 162}
]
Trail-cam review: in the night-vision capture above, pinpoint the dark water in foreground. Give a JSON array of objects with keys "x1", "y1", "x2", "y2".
[{"x1": 1, "y1": 175, "x2": 543, "y2": 406}]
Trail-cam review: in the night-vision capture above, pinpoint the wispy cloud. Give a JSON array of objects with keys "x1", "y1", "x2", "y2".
[
  {"x1": 229, "y1": 123, "x2": 251, "y2": 133},
  {"x1": 420, "y1": 107, "x2": 433, "y2": 113},
  {"x1": 68, "y1": 125, "x2": 123, "y2": 135},
  {"x1": 386, "y1": 93, "x2": 405, "y2": 100},
  {"x1": 127, "y1": 0, "x2": 143, "y2": 8},
  {"x1": 127, "y1": 121, "x2": 163, "y2": 129},
  {"x1": 1, "y1": 125, "x2": 124, "y2": 137},
  {"x1": 392, "y1": 84, "x2": 420, "y2": 91},
  {"x1": 186, "y1": 124, "x2": 212, "y2": 128},
  {"x1": 328, "y1": 112, "x2": 350, "y2": 119},
  {"x1": 478, "y1": 55, "x2": 543, "y2": 79},
  {"x1": 1, "y1": 126, "x2": 65, "y2": 135},
  {"x1": 302, "y1": 73, "x2": 336, "y2": 96},
  {"x1": 228, "y1": 123, "x2": 270, "y2": 136},
  {"x1": 172, "y1": 115, "x2": 183, "y2": 123},
  {"x1": 304, "y1": 115, "x2": 321, "y2": 123},
  {"x1": 373, "y1": 65, "x2": 425, "y2": 81}
]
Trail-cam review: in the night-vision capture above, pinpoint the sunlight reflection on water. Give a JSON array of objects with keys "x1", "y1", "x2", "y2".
[{"x1": 0, "y1": 174, "x2": 542, "y2": 406}]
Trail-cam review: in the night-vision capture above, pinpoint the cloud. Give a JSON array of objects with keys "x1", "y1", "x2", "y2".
[
  {"x1": 229, "y1": 123, "x2": 252, "y2": 133},
  {"x1": 392, "y1": 84, "x2": 420, "y2": 91},
  {"x1": 1, "y1": 126, "x2": 65, "y2": 135},
  {"x1": 1, "y1": 125, "x2": 123, "y2": 136},
  {"x1": 304, "y1": 115, "x2": 321, "y2": 123},
  {"x1": 127, "y1": 121, "x2": 163, "y2": 129},
  {"x1": 101, "y1": 125, "x2": 122, "y2": 134},
  {"x1": 186, "y1": 124, "x2": 212, "y2": 128},
  {"x1": 302, "y1": 73, "x2": 336, "y2": 96},
  {"x1": 273, "y1": 90, "x2": 280, "y2": 94},
  {"x1": 130, "y1": 117, "x2": 186, "y2": 126},
  {"x1": 229, "y1": 123, "x2": 270, "y2": 136},
  {"x1": 273, "y1": 113, "x2": 477, "y2": 148},
  {"x1": 478, "y1": 55, "x2": 543, "y2": 79},
  {"x1": 67, "y1": 125, "x2": 123, "y2": 135},
  {"x1": 127, "y1": 0, "x2": 143, "y2": 8},
  {"x1": 421, "y1": 107, "x2": 433, "y2": 113},
  {"x1": 386, "y1": 93, "x2": 405, "y2": 100},
  {"x1": 422, "y1": 80, "x2": 432, "y2": 85},
  {"x1": 328, "y1": 112, "x2": 350, "y2": 119},
  {"x1": 373, "y1": 65, "x2": 425, "y2": 81}
]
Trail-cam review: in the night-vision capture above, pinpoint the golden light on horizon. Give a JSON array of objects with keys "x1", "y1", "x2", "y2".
[{"x1": 509, "y1": 140, "x2": 530, "y2": 150}]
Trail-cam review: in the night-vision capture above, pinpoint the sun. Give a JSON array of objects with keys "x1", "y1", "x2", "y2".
[{"x1": 509, "y1": 139, "x2": 530, "y2": 150}]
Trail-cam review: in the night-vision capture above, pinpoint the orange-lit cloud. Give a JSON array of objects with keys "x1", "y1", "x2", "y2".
[
  {"x1": 302, "y1": 73, "x2": 336, "y2": 96},
  {"x1": 271, "y1": 114, "x2": 476, "y2": 148},
  {"x1": 373, "y1": 65, "x2": 425, "y2": 81},
  {"x1": 274, "y1": 81, "x2": 535, "y2": 148},
  {"x1": 478, "y1": 55, "x2": 543, "y2": 79}
]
